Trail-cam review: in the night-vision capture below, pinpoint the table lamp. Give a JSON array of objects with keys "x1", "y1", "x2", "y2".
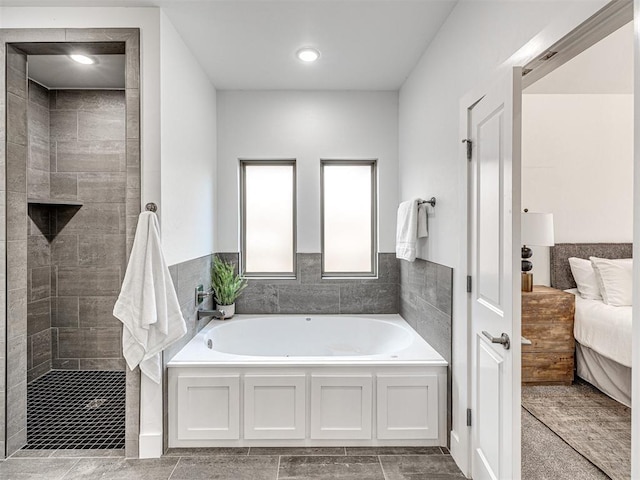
[{"x1": 521, "y1": 210, "x2": 554, "y2": 292}]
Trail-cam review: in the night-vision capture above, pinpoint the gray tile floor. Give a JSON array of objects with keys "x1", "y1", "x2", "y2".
[{"x1": 1, "y1": 446, "x2": 465, "y2": 479}]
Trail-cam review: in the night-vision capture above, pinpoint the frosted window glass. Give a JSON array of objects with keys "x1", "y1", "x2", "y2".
[
  {"x1": 244, "y1": 164, "x2": 294, "y2": 273},
  {"x1": 323, "y1": 164, "x2": 374, "y2": 273}
]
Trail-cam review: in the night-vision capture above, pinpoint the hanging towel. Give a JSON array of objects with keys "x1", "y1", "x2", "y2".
[
  {"x1": 417, "y1": 203, "x2": 429, "y2": 238},
  {"x1": 396, "y1": 199, "x2": 420, "y2": 261},
  {"x1": 113, "y1": 211, "x2": 186, "y2": 384}
]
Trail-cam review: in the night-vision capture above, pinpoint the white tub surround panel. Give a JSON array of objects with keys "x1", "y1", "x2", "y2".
[{"x1": 168, "y1": 315, "x2": 447, "y2": 448}]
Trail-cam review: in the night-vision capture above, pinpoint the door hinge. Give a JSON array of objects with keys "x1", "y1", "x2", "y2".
[
  {"x1": 462, "y1": 139, "x2": 472, "y2": 160},
  {"x1": 467, "y1": 408, "x2": 472, "y2": 427},
  {"x1": 466, "y1": 275, "x2": 472, "y2": 293}
]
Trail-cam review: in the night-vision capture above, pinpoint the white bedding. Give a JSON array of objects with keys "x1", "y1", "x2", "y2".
[{"x1": 570, "y1": 289, "x2": 632, "y2": 368}]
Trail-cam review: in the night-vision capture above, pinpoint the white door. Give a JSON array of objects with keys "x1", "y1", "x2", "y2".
[{"x1": 468, "y1": 68, "x2": 522, "y2": 480}]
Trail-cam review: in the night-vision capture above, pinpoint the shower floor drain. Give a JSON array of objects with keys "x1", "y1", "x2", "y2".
[
  {"x1": 85, "y1": 398, "x2": 107, "y2": 409},
  {"x1": 25, "y1": 370, "x2": 125, "y2": 450}
]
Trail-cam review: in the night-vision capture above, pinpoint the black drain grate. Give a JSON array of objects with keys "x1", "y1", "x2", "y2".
[{"x1": 25, "y1": 370, "x2": 125, "y2": 450}]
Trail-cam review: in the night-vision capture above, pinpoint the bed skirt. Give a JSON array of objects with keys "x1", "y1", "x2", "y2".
[{"x1": 576, "y1": 343, "x2": 631, "y2": 407}]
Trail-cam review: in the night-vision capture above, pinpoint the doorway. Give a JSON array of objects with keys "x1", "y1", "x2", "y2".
[
  {"x1": 1, "y1": 29, "x2": 141, "y2": 459},
  {"x1": 520, "y1": 17, "x2": 633, "y2": 480}
]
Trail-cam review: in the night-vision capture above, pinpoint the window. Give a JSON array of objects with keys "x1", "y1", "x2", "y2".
[
  {"x1": 240, "y1": 160, "x2": 296, "y2": 277},
  {"x1": 321, "y1": 160, "x2": 377, "y2": 276}
]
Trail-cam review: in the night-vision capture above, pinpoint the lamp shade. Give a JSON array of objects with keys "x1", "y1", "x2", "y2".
[{"x1": 522, "y1": 212, "x2": 554, "y2": 246}]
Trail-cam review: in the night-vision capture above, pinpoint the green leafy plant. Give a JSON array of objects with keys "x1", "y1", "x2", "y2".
[{"x1": 211, "y1": 256, "x2": 248, "y2": 306}]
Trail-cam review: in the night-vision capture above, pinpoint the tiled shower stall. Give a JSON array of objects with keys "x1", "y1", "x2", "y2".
[{"x1": 1, "y1": 29, "x2": 141, "y2": 458}]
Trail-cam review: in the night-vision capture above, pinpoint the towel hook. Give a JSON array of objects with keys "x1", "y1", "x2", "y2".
[
  {"x1": 145, "y1": 202, "x2": 158, "y2": 212},
  {"x1": 419, "y1": 197, "x2": 436, "y2": 208}
]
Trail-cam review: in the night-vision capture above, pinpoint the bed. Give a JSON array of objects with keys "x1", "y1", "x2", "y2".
[{"x1": 550, "y1": 243, "x2": 632, "y2": 407}]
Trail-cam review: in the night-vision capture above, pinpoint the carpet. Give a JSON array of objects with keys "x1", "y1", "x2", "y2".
[{"x1": 522, "y1": 381, "x2": 631, "y2": 480}]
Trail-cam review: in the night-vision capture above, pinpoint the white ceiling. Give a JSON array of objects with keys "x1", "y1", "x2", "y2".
[
  {"x1": 0, "y1": 0, "x2": 458, "y2": 90},
  {"x1": 525, "y1": 21, "x2": 633, "y2": 95},
  {"x1": 28, "y1": 55, "x2": 125, "y2": 89}
]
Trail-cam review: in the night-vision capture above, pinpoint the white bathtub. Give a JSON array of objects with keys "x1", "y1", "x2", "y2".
[{"x1": 168, "y1": 314, "x2": 447, "y2": 447}]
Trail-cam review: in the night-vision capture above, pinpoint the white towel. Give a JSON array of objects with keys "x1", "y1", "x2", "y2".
[
  {"x1": 417, "y1": 204, "x2": 429, "y2": 238},
  {"x1": 396, "y1": 199, "x2": 420, "y2": 261},
  {"x1": 113, "y1": 211, "x2": 186, "y2": 383}
]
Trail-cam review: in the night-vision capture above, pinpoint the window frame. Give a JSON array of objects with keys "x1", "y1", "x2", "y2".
[
  {"x1": 320, "y1": 159, "x2": 378, "y2": 278},
  {"x1": 239, "y1": 159, "x2": 297, "y2": 278}
]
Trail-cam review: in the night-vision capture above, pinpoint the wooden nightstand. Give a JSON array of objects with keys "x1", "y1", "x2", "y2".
[{"x1": 521, "y1": 285, "x2": 575, "y2": 385}]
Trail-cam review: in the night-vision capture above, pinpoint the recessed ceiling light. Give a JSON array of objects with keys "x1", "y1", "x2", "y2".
[
  {"x1": 296, "y1": 47, "x2": 320, "y2": 63},
  {"x1": 69, "y1": 54, "x2": 95, "y2": 65}
]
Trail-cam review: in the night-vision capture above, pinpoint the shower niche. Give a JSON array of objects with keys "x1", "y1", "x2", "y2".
[{"x1": 4, "y1": 37, "x2": 140, "y2": 454}]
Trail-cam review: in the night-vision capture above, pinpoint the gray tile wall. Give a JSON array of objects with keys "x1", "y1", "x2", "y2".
[
  {"x1": 5, "y1": 44, "x2": 29, "y2": 457},
  {"x1": 218, "y1": 253, "x2": 399, "y2": 314},
  {"x1": 49, "y1": 89, "x2": 127, "y2": 371},
  {"x1": 399, "y1": 258, "x2": 453, "y2": 443},
  {"x1": 26, "y1": 81, "x2": 52, "y2": 383}
]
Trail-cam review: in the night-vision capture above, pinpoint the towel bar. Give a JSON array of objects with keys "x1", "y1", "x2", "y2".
[{"x1": 418, "y1": 197, "x2": 436, "y2": 208}]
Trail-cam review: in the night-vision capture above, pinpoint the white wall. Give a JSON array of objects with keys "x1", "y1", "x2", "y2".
[
  {"x1": 522, "y1": 93, "x2": 634, "y2": 285},
  {"x1": 0, "y1": 7, "x2": 218, "y2": 266},
  {"x1": 216, "y1": 90, "x2": 398, "y2": 253},
  {"x1": 160, "y1": 12, "x2": 217, "y2": 265},
  {"x1": 397, "y1": 0, "x2": 608, "y2": 473}
]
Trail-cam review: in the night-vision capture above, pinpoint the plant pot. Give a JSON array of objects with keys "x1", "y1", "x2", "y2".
[{"x1": 216, "y1": 303, "x2": 235, "y2": 319}]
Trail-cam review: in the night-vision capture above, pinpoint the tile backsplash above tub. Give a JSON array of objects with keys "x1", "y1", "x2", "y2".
[{"x1": 217, "y1": 253, "x2": 399, "y2": 315}]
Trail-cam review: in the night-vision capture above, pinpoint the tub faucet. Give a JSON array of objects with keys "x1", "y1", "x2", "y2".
[{"x1": 197, "y1": 308, "x2": 226, "y2": 320}]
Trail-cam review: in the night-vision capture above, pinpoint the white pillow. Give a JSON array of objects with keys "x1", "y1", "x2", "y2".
[
  {"x1": 568, "y1": 257, "x2": 602, "y2": 301},
  {"x1": 589, "y1": 257, "x2": 633, "y2": 306}
]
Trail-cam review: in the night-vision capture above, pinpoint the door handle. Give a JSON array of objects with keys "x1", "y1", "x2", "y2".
[{"x1": 482, "y1": 331, "x2": 511, "y2": 350}]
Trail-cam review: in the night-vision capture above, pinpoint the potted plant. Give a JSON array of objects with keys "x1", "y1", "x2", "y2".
[{"x1": 210, "y1": 256, "x2": 248, "y2": 319}]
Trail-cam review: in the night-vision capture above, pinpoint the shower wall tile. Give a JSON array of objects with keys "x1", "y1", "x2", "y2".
[
  {"x1": 57, "y1": 266, "x2": 121, "y2": 297},
  {"x1": 80, "y1": 358, "x2": 126, "y2": 370},
  {"x1": 55, "y1": 203, "x2": 124, "y2": 234},
  {"x1": 7, "y1": 289, "x2": 27, "y2": 340},
  {"x1": 27, "y1": 298, "x2": 50, "y2": 335},
  {"x1": 50, "y1": 173, "x2": 78, "y2": 199},
  {"x1": 30, "y1": 266, "x2": 51, "y2": 301},
  {"x1": 30, "y1": 135, "x2": 50, "y2": 172},
  {"x1": 78, "y1": 234, "x2": 126, "y2": 267},
  {"x1": 7, "y1": 335, "x2": 27, "y2": 389},
  {"x1": 53, "y1": 297, "x2": 79, "y2": 328},
  {"x1": 8, "y1": 240, "x2": 27, "y2": 288},
  {"x1": 49, "y1": 89, "x2": 127, "y2": 371},
  {"x1": 55, "y1": 140, "x2": 125, "y2": 173},
  {"x1": 78, "y1": 110, "x2": 126, "y2": 141},
  {"x1": 7, "y1": 192, "x2": 27, "y2": 241},
  {"x1": 27, "y1": 360, "x2": 51, "y2": 384},
  {"x1": 79, "y1": 296, "x2": 120, "y2": 328},
  {"x1": 54, "y1": 89, "x2": 126, "y2": 111},
  {"x1": 7, "y1": 143, "x2": 27, "y2": 193},
  {"x1": 51, "y1": 235, "x2": 79, "y2": 266},
  {"x1": 6, "y1": 59, "x2": 27, "y2": 99},
  {"x1": 31, "y1": 329, "x2": 51, "y2": 368},
  {"x1": 57, "y1": 327, "x2": 121, "y2": 359},
  {"x1": 49, "y1": 111, "x2": 78, "y2": 141},
  {"x1": 29, "y1": 80, "x2": 49, "y2": 108},
  {"x1": 77, "y1": 173, "x2": 127, "y2": 203},
  {"x1": 7, "y1": 93, "x2": 27, "y2": 146}
]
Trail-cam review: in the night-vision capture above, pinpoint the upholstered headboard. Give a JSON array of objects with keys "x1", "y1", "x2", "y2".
[{"x1": 550, "y1": 243, "x2": 633, "y2": 291}]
